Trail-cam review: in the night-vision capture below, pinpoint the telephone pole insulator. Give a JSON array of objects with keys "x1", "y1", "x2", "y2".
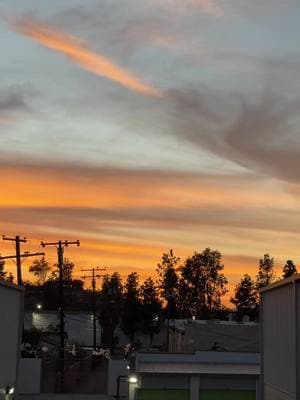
[{"x1": 1, "y1": 235, "x2": 45, "y2": 285}]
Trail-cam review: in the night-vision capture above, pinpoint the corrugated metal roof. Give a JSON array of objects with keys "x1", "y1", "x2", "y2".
[{"x1": 259, "y1": 273, "x2": 300, "y2": 293}]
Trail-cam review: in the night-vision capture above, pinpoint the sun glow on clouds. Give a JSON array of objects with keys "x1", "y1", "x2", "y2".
[
  {"x1": 1, "y1": 161, "x2": 299, "y2": 305},
  {"x1": 10, "y1": 17, "x2": 163, "y2": 98},
  {"x1": 0, "y1": 163, "x2": 296, "y2": 210}
]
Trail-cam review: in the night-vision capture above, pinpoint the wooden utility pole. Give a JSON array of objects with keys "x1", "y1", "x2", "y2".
[
  {"x1": 41, "y1": 239, "x2": 80, "y2": 392},
  {"x1": 81, "y1": 267, "x2": 106, "y2": 350},
  {"x1": 1, "y1": 235, "x2": 45, "y2": 285}
]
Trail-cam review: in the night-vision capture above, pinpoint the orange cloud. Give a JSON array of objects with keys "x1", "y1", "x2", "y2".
[
  {"x1": 10, "y1": 17, "x2": 163, "y2": 98},
  {"x1": 0, "y1": 162, "x2": 297, "y2": 211}
]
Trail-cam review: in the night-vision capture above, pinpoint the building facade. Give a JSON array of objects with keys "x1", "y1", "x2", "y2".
[
  {"x1": 130, "y1": 351, "x2": 260, "y2": 400},
  {"x1": 260, "y1": 275, "x2": 300, "y2": 400},
  {"x1": 0, "y1": 280, "x2": 24, "y2": 399}
]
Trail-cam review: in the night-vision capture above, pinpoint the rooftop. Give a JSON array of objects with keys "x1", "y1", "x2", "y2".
[
  {"x1": 136, "y1": 351, "x2": 260, "y2": 376},
  {"x1": 260, "y1": 273, "x2": 300, "y2": 293}
]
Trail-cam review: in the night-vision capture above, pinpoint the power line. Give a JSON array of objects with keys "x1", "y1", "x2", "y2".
[
  {"x1": 41, "y1": 239, "x2": 80, "y2": 392},
  {"x1": 81, "y1": 266, "x2": 106, "y2": 350},
  {"x1": 1, "y1": 235, "x2": 45, "y2": 285}
]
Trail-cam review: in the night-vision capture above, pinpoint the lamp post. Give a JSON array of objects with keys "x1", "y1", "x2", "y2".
[
  {"x1": 116, "y1": 375, "x2": 138, "y2": 400},
  {"x1": 165, "y1": 289, "x2": 175, "y2": 352}
]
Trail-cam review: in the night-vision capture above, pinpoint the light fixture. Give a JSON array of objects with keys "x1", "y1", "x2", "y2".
[
  {"x1": 36, "y1": 304, "x2": 42, "y2": 310},
  {"x1": 126, "y1": 364, "x2": 130, "y2": 370},
  {"x1": 5, "y1": 386, "x2": 14, "y2": 395},
  {"x1": 128, "y1": 375, "x2": 138, "y2": 384}
]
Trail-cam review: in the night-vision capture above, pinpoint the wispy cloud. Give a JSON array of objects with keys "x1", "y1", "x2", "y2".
[
  {"x1": 0, "y1": 91, "x2": 30, "y2": 124},
  {"x1": 9, "y1": 16, "x2": 163, "y2": 98},
  {"x1": 150, "y1": 0, "x2": 223, "y2": 17},
  {"x1": 195, "y1": 0, "x2": 223, "y2": 17}
]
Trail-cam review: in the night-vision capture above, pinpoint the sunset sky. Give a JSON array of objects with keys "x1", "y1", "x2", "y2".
[{"x1": 1, "y1": 0, "x2": 300, "y2": 302}]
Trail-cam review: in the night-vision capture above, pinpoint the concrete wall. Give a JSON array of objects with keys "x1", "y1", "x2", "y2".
[
  {"x1": 264, "y1": 384, "x2": 296, "y2": 400},
  {"x1": 0, "y1": 281, "x2": 24, "y2": 398},
  {"x1": 41, "y1": 358, "x2": 108, "y2": 394},
  {"x1": 107, "y1": 359, "x2": 129, "y2": 398},
  {"x1": 18, "y1": 359, "x2": 41, "y2": 394}
]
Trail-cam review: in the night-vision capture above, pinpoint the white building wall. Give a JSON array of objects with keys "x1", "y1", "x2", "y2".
[
  {"x1": 0, "y1": 281, "x2": 24, "y2": 399},
  {"x1": 260, "y1": 277, "x2": 300, "y2": 400}
]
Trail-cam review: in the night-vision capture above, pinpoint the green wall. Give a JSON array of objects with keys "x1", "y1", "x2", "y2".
[{"x1": 200, "y1": 390, "x2": 255, "y2": 399}]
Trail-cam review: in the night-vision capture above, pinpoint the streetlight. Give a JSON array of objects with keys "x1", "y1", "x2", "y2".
[
  {"x1": 6, "y1": 387, "x2": 14, "y2": 395},
  {"x1": 128, "y1": 375, "x2": 138, "y2": 384},
  {"x1": 3, "y1": 386, "x2": 14, "y2": 400},
  {"x1": 116, "y1": 375, "x2": 138, "y2": 399}
]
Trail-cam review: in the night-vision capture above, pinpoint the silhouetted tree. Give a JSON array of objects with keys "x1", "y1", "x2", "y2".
[
  {"x1": 121, "y1": 272, "x2": 142, "y2": 343},
  {"x1": 179, "y1": 248, "x2": 228, "y2": 318},
  {"x1": 177, "y1": 277, "x2": 192, "y2": 318},
  {"x1": 0, "y1": 258, "x2": 7, "y2": 280},
  {"x1": 42, "y1": 259, "x2": 83, "y2": 309},
  {"x1": 7, "y1": 272, "x2": 14, "y2": 283},
  {"x1": 98, "y1": 272, "x2": 123, "y2": 351},
  {"x1": 140, "y1": 277, "x2": 162, "y2": 344},
  {"x1": 51, "y1": 257, "x2": 74, "y2": 282},
  {"x1": 256, "y1": 254, "x2": 275, "y2": 289},
  {"x1": 230, "y1": 274, "x2": 258, "y2": 320},
  {"x1": 156, "y1": 249, "x2": 180, "y2": 318},
  {"x1": 282, "y1": 260, "x2": 297, "y2": 279},
  {"x1": 29, "y1": 257, "x2": 51, "y2": 284},
  {"x1": 0, "y1": 259, "x2": 14, "y2": 283}
]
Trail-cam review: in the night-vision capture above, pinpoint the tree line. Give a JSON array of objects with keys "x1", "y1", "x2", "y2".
[{"x1": 0, "y1": 248, "x2": 298, "y2": 346}]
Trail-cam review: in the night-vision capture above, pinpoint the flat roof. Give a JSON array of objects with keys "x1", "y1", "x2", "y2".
[
  {"x1": 136, "y1": 351, "x2": 260, "y2": 376},
  {"x1": 259, "y1": 273, "x2": 300, "y2": 293}
]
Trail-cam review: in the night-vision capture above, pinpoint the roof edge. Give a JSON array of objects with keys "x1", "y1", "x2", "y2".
[
  {"x1": 260, "y1": 273, "x2": 300, "y2": 293},
  {"x1": 0, "y1": 279, "x2": 25, "y2": 292}
]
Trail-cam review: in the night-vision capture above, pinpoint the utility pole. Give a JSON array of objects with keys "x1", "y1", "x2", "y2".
[
  {"x1": 41, "y1": 239, "x2": 80, "y2": 392},
  {"x1": 1, "y1": 235, "x2": 45, "y2": 285},
  {"x1": 81, "y1": 267, "x2": 106, "y2": 350}
]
